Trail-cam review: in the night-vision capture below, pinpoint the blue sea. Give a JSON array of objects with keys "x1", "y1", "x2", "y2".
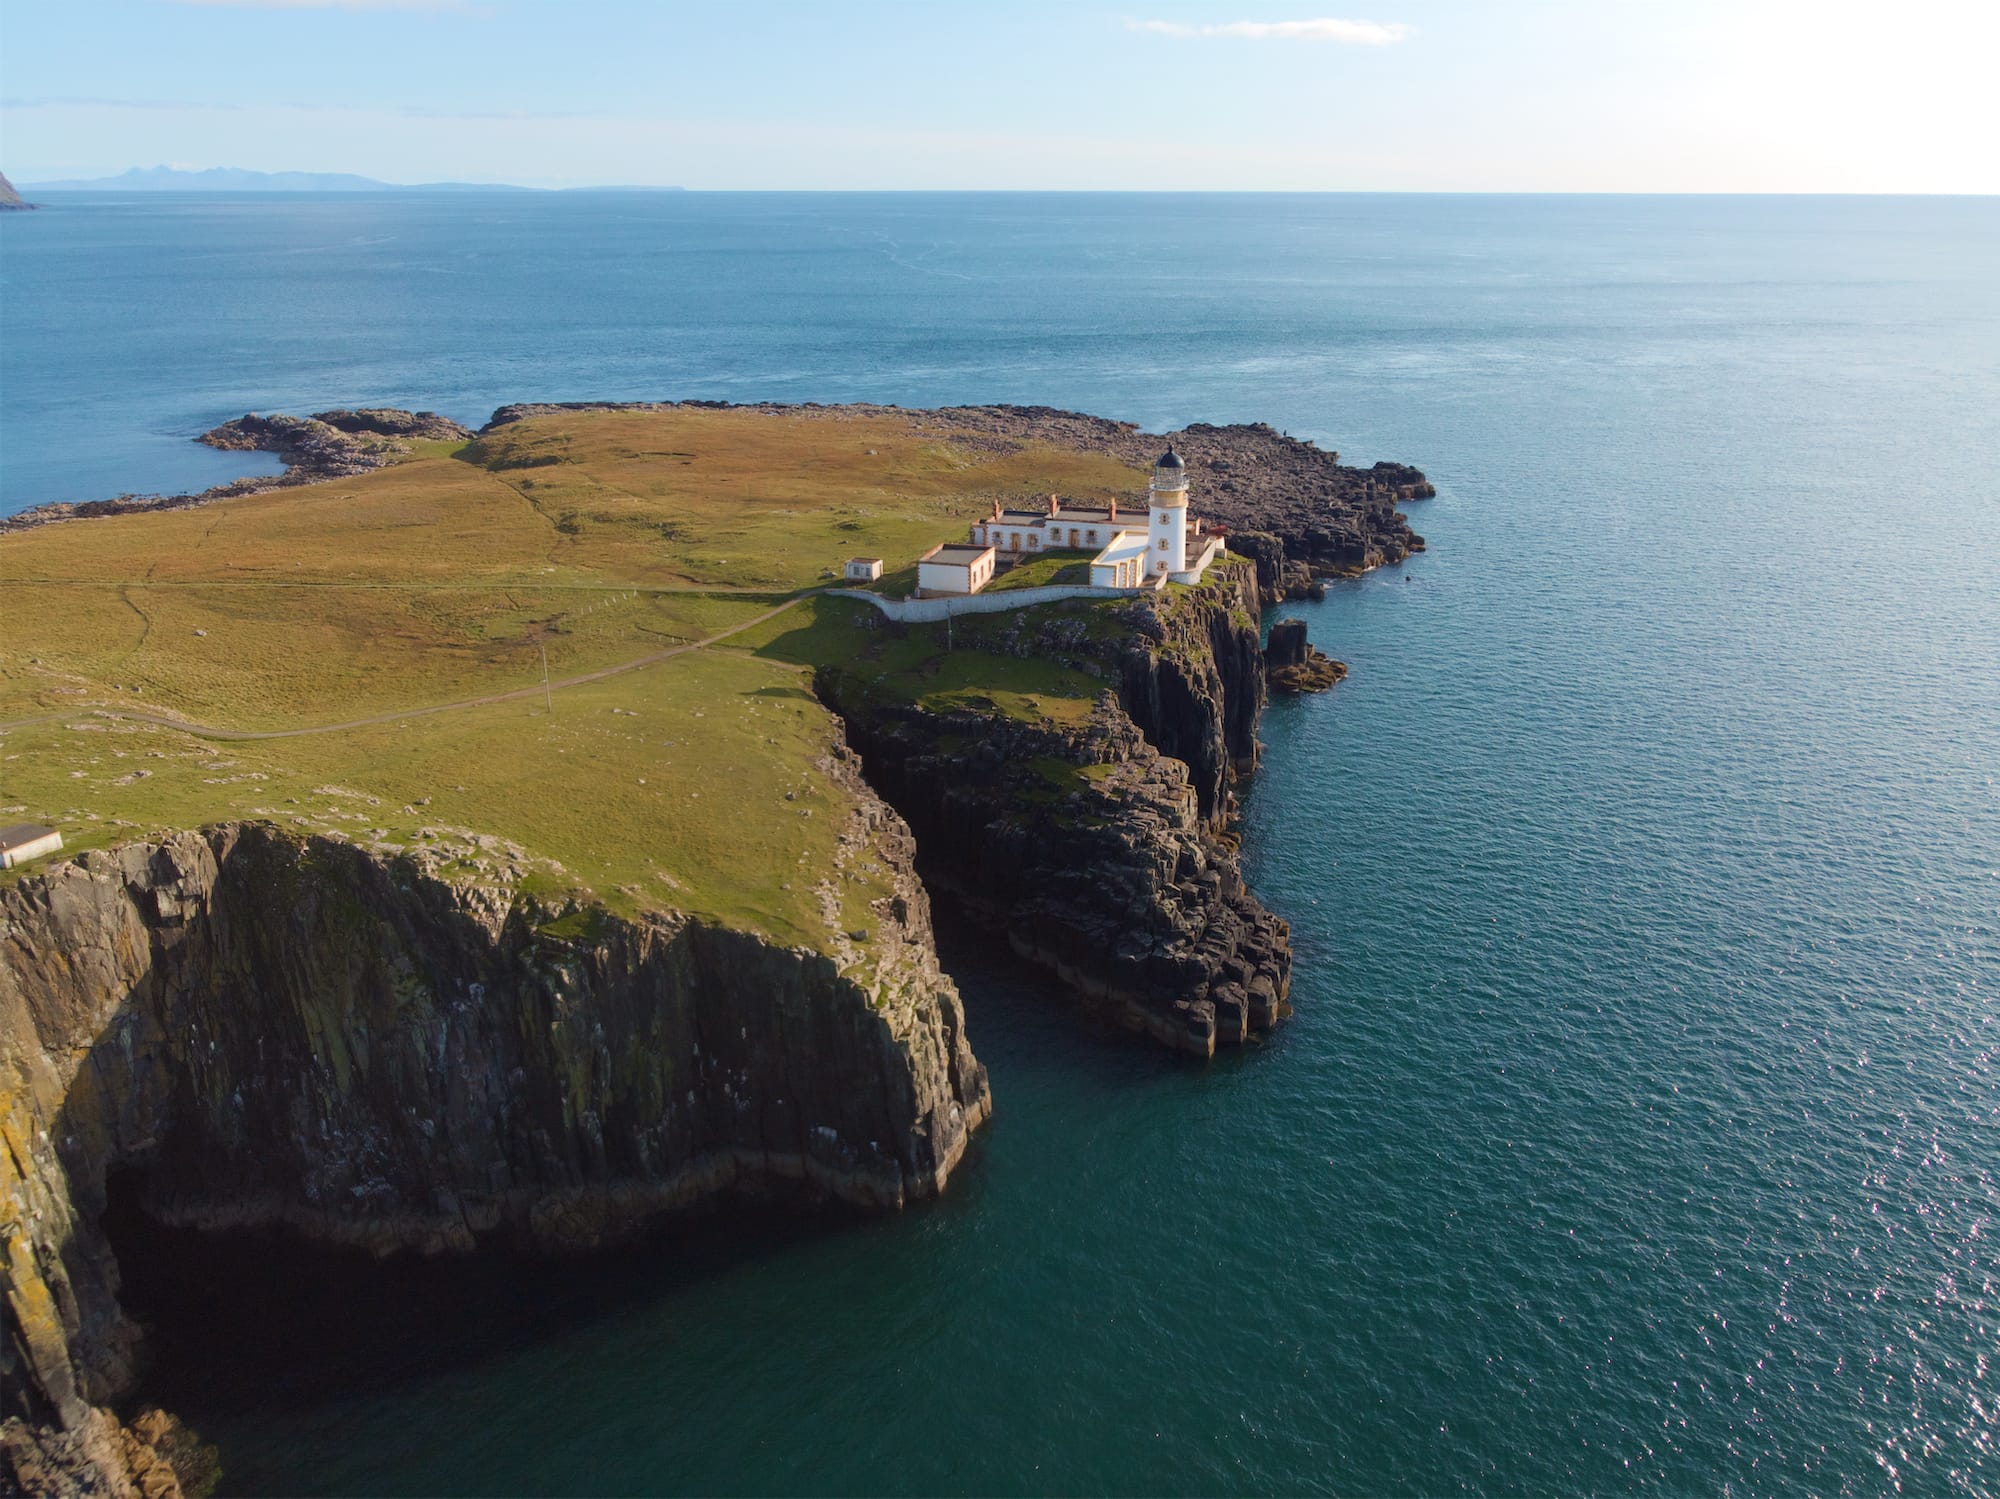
[{"x1": 3, "y1": 193, "x2": 1995, "y2": 1496}]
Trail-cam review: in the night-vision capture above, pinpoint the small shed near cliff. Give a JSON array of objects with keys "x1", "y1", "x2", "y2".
[{"x1": 0, "y1": 824, "x2": 63, "y2": 869}]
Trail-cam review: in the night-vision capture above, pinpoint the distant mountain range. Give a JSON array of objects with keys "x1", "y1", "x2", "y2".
[{"x1": 17, "y1": 166, "x2": 685, "y2": 193}]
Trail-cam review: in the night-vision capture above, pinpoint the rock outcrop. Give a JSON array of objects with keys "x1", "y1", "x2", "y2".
[
  {"x1": 0, "y1": 409, "x2": 474, "y2": 534},
  {"x1": 922, "y1": 408, "x2": 1432, "y2": 582},
  {"x1": 195, "y1": 408, "x2": 473, "y2": 475},
  {"x1": 1264, "y1": 618, "x2": 1347, "y2": 695},
  {"x1": 0, "y1": 172, "x2": 34, "y2": 212},
  {"x1": 2, "y1": 776, "x2": 986, "y2": 1493},
  {"x1": 819, "y1": 565, "x2": 1291, "y2": 1055}
]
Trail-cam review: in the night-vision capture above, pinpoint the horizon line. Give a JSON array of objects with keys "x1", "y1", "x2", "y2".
[{"x1": 16, "y1": 183, "x2": 2000, "y2": 198}]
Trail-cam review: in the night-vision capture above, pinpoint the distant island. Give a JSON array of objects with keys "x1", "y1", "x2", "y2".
[
  {"x1": 16, "y1": 166, "x2": 686, "y2": 193},
  {"x1": 0, "y1": 170, "x2": 33, "y2": 210}
]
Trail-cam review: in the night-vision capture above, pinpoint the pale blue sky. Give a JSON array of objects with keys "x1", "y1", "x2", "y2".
[{"x1": 3, "y1": 0, "x2": 1994, "y2": 191}]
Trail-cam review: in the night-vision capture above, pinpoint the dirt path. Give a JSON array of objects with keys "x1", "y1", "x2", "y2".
[{"x1": 3, "y1": 595, "x2": 809, "y2": 744}]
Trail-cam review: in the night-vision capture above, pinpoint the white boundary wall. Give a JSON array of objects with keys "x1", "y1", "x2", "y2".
[
  {"x1": 826, "y1": 583, "x2": 1141, "y2": 623},
  {"x1": 1169, "y1": 534, "x2": 1227, "y2": 585}
]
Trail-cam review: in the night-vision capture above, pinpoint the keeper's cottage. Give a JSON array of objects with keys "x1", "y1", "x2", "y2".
[{"x1": 963, "y1": 446, "x2": 1224, "y2": 593}]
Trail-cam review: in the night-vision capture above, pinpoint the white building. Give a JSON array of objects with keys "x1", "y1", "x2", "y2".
[
  {"x1": 1147, "y1": 447, "x2": 1190, "y2": 576},
  {"x1": 967, "y1": 446, "x2": 1222, "y2": 589},
  {"x1": 916, "y1": 542, "x2": 997, "y2": 597},
  {"x1": 972, "y1": 496, "x2": 1132, "y2": 558},
  {"x1": 1088, "y1": 532, "x2": 1150, "y2": 589},
  {"x1": 0, "y1": 824, "x2": 62, "y2": 869},
  {"x1": 844, "y1": 557, "x2": 884, "y2": 582}
]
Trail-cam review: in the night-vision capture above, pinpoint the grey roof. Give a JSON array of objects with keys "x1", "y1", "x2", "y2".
[
  {"x1": 992, "y1": 504, "x2": 1120, "y2": 522},
  {"x1": 0, "y1": 823, "x2": 56, "y2": 850},
  {"x1": 1155, "y1": 447, "x2": 1185, "y2": 470},
  {"x1": 927, "y1": 544, "x2": 993, "y2": 563}
]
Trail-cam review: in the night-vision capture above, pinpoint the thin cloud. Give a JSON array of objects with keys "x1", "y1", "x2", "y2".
[{"x1": 1129, "y1": 17, "x2": 1410, "y2": 44}]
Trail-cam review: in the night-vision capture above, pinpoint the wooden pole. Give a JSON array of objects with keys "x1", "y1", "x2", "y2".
[{"x1": 541, "y1": 644, "x2": 553, "y2": 715}]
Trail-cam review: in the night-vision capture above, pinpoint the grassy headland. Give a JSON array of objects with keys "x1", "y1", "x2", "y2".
[{"x1": 0, "y1": 406, "x2": 1147, "y2": 944}]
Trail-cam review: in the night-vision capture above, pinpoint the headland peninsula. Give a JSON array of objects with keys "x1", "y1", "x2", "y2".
[{"x1": 0, "y1": 401, "x2": 1428, "y2": 1496}]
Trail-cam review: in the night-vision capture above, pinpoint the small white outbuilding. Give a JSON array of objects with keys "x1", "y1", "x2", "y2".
[
  {"x1": 845, "y1": 557, "x2": 884, "y2": 582},
  {"x1": 1088, "y1": 531, "x2": 1151, "y2": 590},
  {"x1": 0, "y1": 824, "x2": 63, "y2": 869},
  {"x1": 915, "y1": 543, "x2": 996, "y2": 598}
]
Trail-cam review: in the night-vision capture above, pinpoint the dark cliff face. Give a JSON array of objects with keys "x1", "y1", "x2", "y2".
[
  {"x1": 2, "y1": 790, "x2": 986, "y2": 1494},
  {"x1": 1116, "y1": 566, "x2": 1268, "y2": 811},
  {"x1": 818, "y1": 566, "x2": 1291, "y2": 1057}
]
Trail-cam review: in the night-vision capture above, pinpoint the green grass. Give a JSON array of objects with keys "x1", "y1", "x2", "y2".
[
  {"x1": 403, "y1": 437, "x2": 474, "y2": 462},
  {"x1": 739, "y1": 597, "x2": 1104, "y2": 727},
  {"x1": 988, "y1": 550, "x2": 1095, "y2": 590},
  {"x1": 0, "y1": 583, "x2": 775, "y2": 729},
  {"x1": 0, "y1": 406, "x2": 1151, "y2": 950},
  {"x1": 0, "y1": 648, "x2": 880, "y2": 944},
  {"x1": 869, "y1": 565, "x2": 920, "y2": 600},
  {"x1": 452, "y1": 408, "x2": 1143, "y2": 592}
]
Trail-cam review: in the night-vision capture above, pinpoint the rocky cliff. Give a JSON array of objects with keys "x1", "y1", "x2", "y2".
[
  {"x1": 819, "y1": 564, "x2": 1291, "y2": 1055},
  {"x1": 1, "y1": 767, "x2": 987, "y2": 1494}
]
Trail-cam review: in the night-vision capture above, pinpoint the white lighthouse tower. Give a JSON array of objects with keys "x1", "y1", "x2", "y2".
[{"x1": 1148, "y1": 446, "x2": 1188, "y2": 577}]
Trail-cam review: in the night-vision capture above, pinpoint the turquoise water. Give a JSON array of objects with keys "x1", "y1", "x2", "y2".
[{"x1": 5, "y1": 195, "x2": 1997, "y2": 1494}]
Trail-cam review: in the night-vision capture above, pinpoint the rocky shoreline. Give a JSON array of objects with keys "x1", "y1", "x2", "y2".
[{"x1": 0, "y1": 409, "x2": 475, "y2": 534}]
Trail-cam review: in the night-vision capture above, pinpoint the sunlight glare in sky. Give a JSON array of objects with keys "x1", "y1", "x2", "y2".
[{"x1": 2, "y1": 0, "x2": 1993, "y2": 190}]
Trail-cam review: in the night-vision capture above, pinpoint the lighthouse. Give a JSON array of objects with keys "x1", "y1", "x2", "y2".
[{"x1": 1147, "y1": 445, "x2": 1188, "y2": 577}]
